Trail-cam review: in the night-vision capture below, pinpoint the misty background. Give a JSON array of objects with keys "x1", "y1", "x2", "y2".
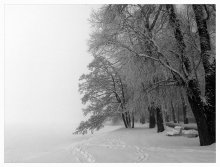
[
  {"x1": 5, "y1": 4, "x2": 101, "y2": 128},
  {"x1": 4, "y1": 5, "x2": 101, "y2": 162}
]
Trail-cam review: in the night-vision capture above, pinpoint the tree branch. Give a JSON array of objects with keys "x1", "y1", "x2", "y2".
[
  {"x1": 143, "y1": 79, "x2": 176, "y2": 92},
  {"x1": 147, "y1": 81, "x2": 177, "y2": 93},
  {"x1": 149, "y1": 5, "x2": 162, "y2": 32},
  {"x1": 114, "y1": 40, "x2": 186, "y2": 83}
]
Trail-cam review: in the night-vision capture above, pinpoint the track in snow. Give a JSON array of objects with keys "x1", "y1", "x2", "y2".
[
  {"x1": 71, "y1": 144, "x2": 95, "y2": 163},
  {"x1": 71, "y1": 136, "x2": 149, "y2": 162}
]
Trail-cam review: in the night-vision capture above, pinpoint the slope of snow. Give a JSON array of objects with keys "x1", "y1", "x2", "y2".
[{"x1": 5, "y1": 123, "x2": 215, "y2": 163}]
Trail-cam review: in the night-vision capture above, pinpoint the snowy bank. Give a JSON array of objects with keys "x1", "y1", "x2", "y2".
[{"x1": 5, "y1": 124, "x2": 215, "y2": 163}]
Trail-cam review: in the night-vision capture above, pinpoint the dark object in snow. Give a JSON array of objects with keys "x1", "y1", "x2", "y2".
[
  {"x1": 165, "y1": 112, "x2": 170, "y2": 122},
  {"x1": 149, "y1": 105, "x2": 156, "y2": 128},
  {"x1": 184, "y1": 118, "x2": 189, "y2": 124},
  {"x1": 156, "y1": 107, "x2": 164, "y2": 132},
  {"x1": 140, "y1": 115, "x2": 146, "y2": 124},
  {"x1": 131, "y1": 113, "x2": 134, "y2": 128}
]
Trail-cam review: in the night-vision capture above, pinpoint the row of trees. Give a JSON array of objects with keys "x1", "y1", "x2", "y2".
[{"x1": 74, "y1": 4, "x2": 216, "y2": 146}]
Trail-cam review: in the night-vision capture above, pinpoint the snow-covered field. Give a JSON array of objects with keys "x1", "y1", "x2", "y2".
[{"x1": 5, "y1": 123, "x2": 215, "y2": 163}]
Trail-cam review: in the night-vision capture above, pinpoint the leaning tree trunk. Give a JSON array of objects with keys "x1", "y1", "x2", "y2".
[
  {"x1": 193, "y1": 4, "x2": 216, "y2": 144},
  {"x1": 166, "y1": 5, "x2": 190, "y2": 78},
  {"x1": 167, "y1": 4, "x2": 188, "y2": 124},
  {"x1": 167, "y1": 4, "x2": 213, "y2": 145},
  {"x1": 128, "y1": 112, "x2": 131, "y2": 127},
  {"x1": 121, "y1": 113, "x2": 128, "y2": 128},
  {"x1": 148, "y1": 106, "x2": 156, "y2": 128},
  {"x1": 187, "y1": 80, "x2": 213, "y2": 146},
  {"x1": 156, "y1": 107, "x2": 165, "y2": 133}
]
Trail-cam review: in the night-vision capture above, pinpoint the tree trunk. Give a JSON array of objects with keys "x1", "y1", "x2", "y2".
[
  {"x1": 121, "y1": 113, "x2": 128, "y2": 128},
  {"x1": 148, "y1": 106, "x2": 156, "y2": 128},
  {"x1": 183, "y1": 104, "x2": 188, "y2": 124},
  {"x1": 192, "y1": 4, "x2": 216, "y2": 144},
  {"x1": 187, "y1": 79, "x2": 213, "y2": 146},
  {"x1": 167, "y1": 4, "x2": 189, "y2": 125},
  {"x1": 166, "y1": 5, "x2": 190, "y2": 78},
  {"x1": 167, "y1": 4, "x2": 214, "y2": 145},
  {"x1": 177, "y1": 106, "x2": 180, "y2": 123},
  {"x1": 170, "y1": 101, "x2": 177, "y2": 123},
  {"x1": 128, "y1": 112, "x2": 131, "y2": 127},
  {"x1": 165, "y1": 112, "x2": 170, "y2": 122},
  {"x1": 179, "y1": 89, "x2": 188, "y2": 124},
  {"x1": 121, "y1": 104, "x2": 128, "y2": 128},
  {"x1": 161, "y1": 106, "x2": 167, "y2": 130},
  {"x1": 131, "y1": 113, "x2": 134, "y2": 128},
  {"x1": 156, "y1": 107, "x2": 165, "y2": 132},
  {"x1": 125, "y1": 112, "x2": 131, "y2": 128},
  {"x1": 140, "y1": 114, "x2": 146, "y2": 124}
]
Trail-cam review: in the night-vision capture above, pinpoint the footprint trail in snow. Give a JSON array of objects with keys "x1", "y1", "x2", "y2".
[
  {"x1": 71, "y1": 144, "x2": 95, "y2": 163},
  {"x1": 71, "y1": 135, "x2": 150, "y2": 162}
]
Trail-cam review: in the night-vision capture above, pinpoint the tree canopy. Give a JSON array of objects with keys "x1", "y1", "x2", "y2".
[{"x1": 74, "y1": 4, "x2": 215, "y2": 146}]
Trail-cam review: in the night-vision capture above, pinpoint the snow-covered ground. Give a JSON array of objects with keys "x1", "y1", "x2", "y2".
[{"x1": 5, "y1": 123, "x2": 215, "y2": 163}]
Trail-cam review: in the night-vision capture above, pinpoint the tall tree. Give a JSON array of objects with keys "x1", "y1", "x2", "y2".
[
  {"x1": 166, "y1": 4, "x2": 215, "y2": 145},
  {"x1": 192, "y1": 4, "x2": 216, "y2": 143}
]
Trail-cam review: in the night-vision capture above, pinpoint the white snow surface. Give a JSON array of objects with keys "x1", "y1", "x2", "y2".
[{"x1": 5, "y1": 123, "x2": 215, "y2": 163}]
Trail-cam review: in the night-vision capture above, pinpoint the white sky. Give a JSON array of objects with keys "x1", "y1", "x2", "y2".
[{"x1": 4, "y1": 5, "x2": 101, "y2": 128}]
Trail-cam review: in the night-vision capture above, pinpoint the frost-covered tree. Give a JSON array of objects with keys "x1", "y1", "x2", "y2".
[
  {"x1": 74, "y1": 56, "x2": 132, "y2": 134},
  {"x1": 76, "y1": 4, "x2": 215, "y2": 146},
  {"x1": 191, "y1": 4, "x2": 216, "y2": 144}
]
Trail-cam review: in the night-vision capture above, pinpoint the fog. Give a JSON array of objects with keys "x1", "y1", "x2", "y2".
[
  {"x1": 5, "y1": 4, "x2": 101, "y2": 128},
  {"x1": 4, "y1": 4, "x2": 101, "y2": 162}
]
